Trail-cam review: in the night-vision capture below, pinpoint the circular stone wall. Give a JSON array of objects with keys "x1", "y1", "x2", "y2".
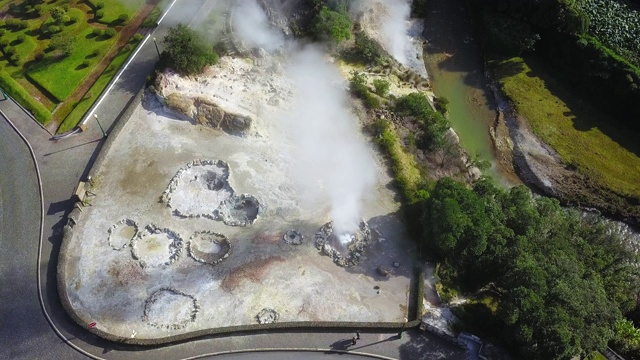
[
  {"x1": 314, "y1": 220, "x2": 371, "y2": 267},
  {"x1": 215, "y1": 194, "x2": 260, "y2": 226},
  {"x1": 131, "y1": 225, "x2": 183, "y2": 268},
  {"x1": 160, "y1": 160, "x2": 260, "y2": 226},
  {"x1": 161, "y1": 160, "x2": 233, "y2": 218},
  {"x1": 107, "y1": 219, "x2": 138, "y2": 250},
  {"x1": 143, "y1": 288, "x2": 199, "y2": 330},
  {"x1": 188, "y1": 231, "x2": 231, "y2": 265}
]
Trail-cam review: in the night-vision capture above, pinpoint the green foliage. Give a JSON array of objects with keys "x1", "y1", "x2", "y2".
[
  {"x1": 163, "y1": 24, "x2": 219, "y2": 75},
  {"x1": 105, "y1": 28, "x2": 116, "y2": 38},
  {"x1": 92, "y1": 27, "x2": 103, "y2": 36},
  {"x1": 612, "y1": 319, "x2": 640, "y2": 359},
  {"x1": 395, "y1": 93, "x2": 451, "y2": 151},
  {"x1": 372, "y1": 119, "x2": 426, "y2": 203},
  {"x1": 352, "y1": 31, "x2": 386, "y2": 65},
  {"x1": 373, "y1": 79, "x2": 390, "y2": 97},
  {"x1": 49, "y1": 6, "x2": 66, "y2": 24},
  {"x1": 576, "y1": 0, "x2": 640, "y2": 66},
  {"x1": 0, "y1": 70, "x2": 51, "y2": 123},
  {"x1": 349, "y1": 71, "x2": 382, "y2": 109},
  {"x1": 95, "y1": 10, "x2": 104, "y2": 19},
  {"x1": 433, "y1": 96, "x2": 449, "y2": 114},
  {"x1": 313, "y1": 6, "x2": 352, "y2": 44},
  {"x1": 421, "y1": 177, "x2": 640, "y2": 359},
  {"x1": 49, "y1": 33, "x2": 75, "y2": 56},
  {"x1": 118, "y1": 13, "x2": 129, "y2": 23}
]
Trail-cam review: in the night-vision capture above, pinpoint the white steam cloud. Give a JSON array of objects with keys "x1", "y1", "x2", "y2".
[
  {"x1": 231, "y1": 1, "x2": 376, "y2": 235},
  {"x1": 351, "y1": 0, "x2": 413, "y2": 66},
  {"x1": 284, "y1": 47, "x2": 376, "y2": 235},
  {"x1": 232, "y1": 0, "x2": 285, "y2": 52}
]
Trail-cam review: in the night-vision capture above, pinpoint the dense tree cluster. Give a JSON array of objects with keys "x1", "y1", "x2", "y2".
[
  {"x1": 312, "y1": 4, "x2": 351, "y2": 44},
  {"x1": 420, "y1": 177, "x2": 640, "y2": 359},
  {"x1": 162, "y1": 24, "x2": 218, "y2": 76},
  {"x1": 394, "y1": 93, "x2": 450, "y2": 151}
]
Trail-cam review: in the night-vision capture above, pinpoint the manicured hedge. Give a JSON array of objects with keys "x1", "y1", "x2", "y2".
[{"x1": 0, "y1": 70, "x2": 52, "y2": 124}]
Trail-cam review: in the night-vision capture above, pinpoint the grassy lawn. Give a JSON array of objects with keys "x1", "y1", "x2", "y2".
[
  {"x1": 87, "y1": 0, "x2": 144, "y2": 25},
  {"x1": 27, "y1": 28, "x2": 116, "y2": 101},
  {"x1": 57, "y1": 41, "x2": 138, "y2": 133},
  {"x1": 0, "y1": 0, "x2": 149, "y2": 125},
  {"x1": 491, "y1": 56, "x2": 640, "y2": 198}
]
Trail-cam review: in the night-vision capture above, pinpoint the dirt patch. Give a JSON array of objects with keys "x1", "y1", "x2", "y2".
[{"x1": 221, "y1": 256, "x2": 287, "y2": 292}]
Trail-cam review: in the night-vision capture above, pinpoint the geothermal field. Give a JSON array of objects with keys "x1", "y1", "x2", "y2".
[{"x1": 60, "y1": 0, "x2": 428, "y2": 340}]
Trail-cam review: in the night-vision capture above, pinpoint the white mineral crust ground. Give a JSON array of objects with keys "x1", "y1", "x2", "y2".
[{"x1": 62, "y1": 57, "x2": 419, "y2": 339}]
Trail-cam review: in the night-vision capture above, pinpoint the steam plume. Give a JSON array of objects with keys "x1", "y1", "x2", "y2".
[
  {"x1": 284, "y1": 47, "x2": 376, "y2": 235},
  {"x1": 351, "y1": 0, "x2": 413, "y2": 66},
  {"x1": 232, "y1": 0, "x2": 285, "y2": 51},
  {"x1": 231, "y1": 1, "x2": 377, "y2": 235}
]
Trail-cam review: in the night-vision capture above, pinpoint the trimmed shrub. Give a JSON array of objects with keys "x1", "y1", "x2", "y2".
[
  {"x1": 16, "y1": 34, "x2": 26, "y2": 43},
  {"x1": 105, "y1": 28, "x2": 116, "y2": 38},
  {"x1": 10, "y1": 54, "x2": 20, "y2": 64},
  {"x1": 123, "y1": 44, "x2": 132, "y2": 52},
  {"x1": 92, "y1": 28, "x2": 103, "y2": 36},
  {"x1": 118, "y1": 14, "x2": 129, "y2": 23},
  {"x1": 80, "y1": 59, "x2": 91, "y2": 68},
  {"x1": 5, "y1": 46, "x2": 16, "y2": 55},
  {"x1": 95, "y1": 10, "x2": 104, "y2": 19},
  {"x1": 0, "y1": 70, "x2": 52, "y2": 123},
  {"x1": 131, "y1": 33, "x2": 143, "y2": 42},
  {"x1": 96, "y1": 2, "x2": 105, "y2": 9},
  {"x1": 90, "y1": 49, "x2": 100, "y2": 57},
  {"x1": 0, "y1": 38, "x2": 9, "y2": 48},
  {"x1": 0, "y1": 29, "x2": 6, "y2": 36}
]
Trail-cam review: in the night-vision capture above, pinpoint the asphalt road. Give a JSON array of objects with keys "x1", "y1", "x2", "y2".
[{"x1": 0, "y1": 1, "x2": 470, "y2": 359}]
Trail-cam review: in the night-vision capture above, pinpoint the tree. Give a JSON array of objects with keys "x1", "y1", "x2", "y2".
[
  {"x1": 313, "y1": 6, "x2": 352, "y2": 44},
  {"x1": 49, "y1": 6, "x2": 66, "y2": 24},
  {"x1": 50, "y1": 33, "x2": 74, "y2": 56},
  {"x1": 163, "y1": 24, "x2": 218, "y2": 75},
  {"x1": 353, "y1": 31, "x2": 385, "y2": 64},
  {"x1": 421, "y1": 177, "x2": 640, "y2": 359}
]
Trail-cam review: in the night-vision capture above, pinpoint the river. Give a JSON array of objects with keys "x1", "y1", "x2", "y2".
[
  {"x1": 420, "y1": 0, "x2": 512, "y2": 184},
  {"x1": 418, "y1": 0, "x2": 640, "y2": 243}
]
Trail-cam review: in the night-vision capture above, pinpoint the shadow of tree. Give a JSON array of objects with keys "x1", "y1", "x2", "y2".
[{"x1": 524, "y1": 57, "x2": 640, "y2": 158}]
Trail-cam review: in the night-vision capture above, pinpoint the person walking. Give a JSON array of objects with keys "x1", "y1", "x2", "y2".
[
  {"x1": 356, "y1": 330, "x2": 360, "y2": 340},
  {"x1": 352, "y1": 336, "x2": 357, "y2": 345}
]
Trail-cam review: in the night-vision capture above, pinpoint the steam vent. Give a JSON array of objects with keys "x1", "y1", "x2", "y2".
[{"x1": 315, "y1": 220, "x2": 372, "y2": 267}]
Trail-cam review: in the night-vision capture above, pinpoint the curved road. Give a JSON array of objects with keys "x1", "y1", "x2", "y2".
[{"x1": 0, "y1": 1, "x2": 469, "y2": 359}]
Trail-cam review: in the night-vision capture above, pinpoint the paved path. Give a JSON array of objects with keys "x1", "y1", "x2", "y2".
[{"x1": 0, "y1": 1, "x2": 470, "y2": 359}]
